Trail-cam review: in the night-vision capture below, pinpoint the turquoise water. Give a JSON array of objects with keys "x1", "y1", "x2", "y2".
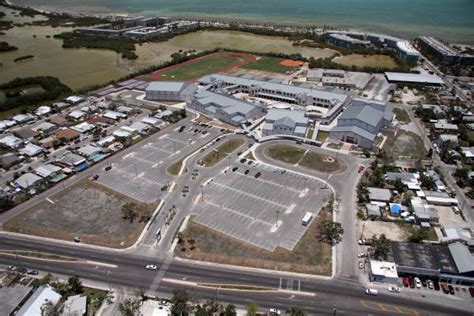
[{"x1": 13, "y1": 0, "x2": 474, "y2": 43}]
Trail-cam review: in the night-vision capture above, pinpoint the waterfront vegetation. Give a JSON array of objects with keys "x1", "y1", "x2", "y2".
[
  {"x1": 54, "y1": 32, "x2": 138, "y2": 59},
  {"x1": 0, "y1": 76, "x2": 72, "y2": 111},
  {"x1": 0, "y1": 41, "x2": 17, "y2": 52}
]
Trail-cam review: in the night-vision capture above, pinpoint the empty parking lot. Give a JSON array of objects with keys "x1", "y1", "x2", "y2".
[
  {"x1": 98, "y1": 125, "x2": 216, "y2": 203},
  {"x1": 192, "y1": 162, "x2": 333, "y2": 251}
]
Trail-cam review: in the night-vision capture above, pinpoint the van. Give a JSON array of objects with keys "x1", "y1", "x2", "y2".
[{"x1": 302, "y1": 212, "x2": 313, "y2": 226}]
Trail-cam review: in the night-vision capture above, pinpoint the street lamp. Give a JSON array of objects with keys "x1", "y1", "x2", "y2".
[{"x1": 276, "y1": 210, "x2": 280, "y2": 227}]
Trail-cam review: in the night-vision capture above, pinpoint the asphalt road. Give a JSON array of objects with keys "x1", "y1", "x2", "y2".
[{"x1": 0, "y1": 235, "x2": 470, "y2": 315}]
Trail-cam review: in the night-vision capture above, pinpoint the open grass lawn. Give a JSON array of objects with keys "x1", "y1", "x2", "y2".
[
  {"x1": 176, "y1": 207, "x2": 333, "y2": 275},
  {"x1": 383, "y1": 130, "x2": 426, "y2": 159},
  {"x1": 299, "y1": 151, "x2": 345, "y2": 173},
  {"x1": 242, "y1": 57, "x2": 297, "y2": 73},
  {"x1": 265, "y1": 144, "x2": 345, "y2": 172},
  {"x1": 4, "y1": 180, "x2": 157, "y2": 248},
  {"x1": 265, "y1": 144, "x2": 305, "y2": 164},
  {"x1": 82, "y1": 287, "x2": 109, "y2": 315},
  {"x1": 200, "y1": 138, "x2": 245, "y2": 167},
  {"x1": 393, "y1": 108, "x2": 411, "y2": 124},
  {"x1": 316, "y1": 131, "x2": 329, "y2": 142},
  {"x1": 396, "y1": 222, "x2": 438, "y2": 242},
  {"x1": 158, "y1": 54, "x2": 242, "y2": 80},
  {"x1": 333, "y1": 54, "x2": 398, "y2": 69}
]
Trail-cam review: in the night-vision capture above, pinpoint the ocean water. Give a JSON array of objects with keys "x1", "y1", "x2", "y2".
[{"x1": 12, "y1": 0, "x2": 474, "y2": 43}]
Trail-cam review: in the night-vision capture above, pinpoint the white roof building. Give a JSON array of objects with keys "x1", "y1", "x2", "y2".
[
  {"x1": 78, "y1": 144, "x2": 101, "y2": 158},
  {"x1": 68, "y1": 111, "x2": 87, "y2": 120},
  {"x1": 33, "y1": 122, "x2": 57, "y2": 133},
  {"x1": 0, "y1": 120, "x2": 16, "y2": 131},
  {"x1": 117, "y1": 105, "x2": 133, "y2": 113},
  {"x1": 62, "y1": 294, "x2": 87, "y2": 316},
  {"x1": 96, "y1": 135, "x2": 116, "y2": 147},
  {"x1": 66, "y1": 95, "x2": 85, "y2": 104},
  {"x1": 125, "y1": 122, "x2": 151, "y2": 134},
  {"x1": 19, "y1": 143, "x2": 44, "y2": 157},
  {"x1": 35, "y1": 106, "x2": 52, "y2": 116},
  {"x1": 103, "y1": 111, "x2": 127, "y2": 121},
  {"x1": 112, "y1": 130, "x2": 131, "y2": 138},
  {"x1": 14, "y1": 172, "x2": 42, "y2": 190},
  {"x1": 34, "y1": 164, "x2": 62, "y2": 178},
  {"x1": 0, "y1": 135, "x2": 23, "y2": 148},
  {"x1": 141, "y1": 117, "x2": 162, "y2": 126},
  {"x1": 12, "y1": 113, "x2": 35, "y2": 123},
  {"x1": 368, "y1": 260, "x2": 399, "y2": 284},
  {"x1": 71, "y1": 122, "x2": 95, "y2": 133},
  {"x1": 17, "y1": 285, "x2": 61, "y2": 316}
]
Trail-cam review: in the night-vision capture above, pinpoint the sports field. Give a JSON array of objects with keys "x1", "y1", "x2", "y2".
[
  {"x1": 153, "y1": 52, "x2": 255, "y2": 81},
  {"x1": 242, "y1": 57, "x2": 300, "y2": 73}
]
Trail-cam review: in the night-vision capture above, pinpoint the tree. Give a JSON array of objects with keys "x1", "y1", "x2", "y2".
[
  {"x1": 393, "y1": 178, "x2": 405, "y2": 193},
  {"x1": 372, "y1": 234, "x2": 391, "y2": 260},
  {"x1": 0, "y1": 194, "x2": 14, "y2": 212},
  {"x1": 118, "y1": 298, "x2": 142, "y2": 316},
  {"x1": 286, "y1": 306, "x2": 307, "y2": 316},
  {"x1": 40, "y1": 300, "x2": 58, "y2": 316},
  {"x1": 408, "y1": 228, "x2": 428, "y2": 243},
  {"x1": 224, "y1": 304, "x2": 237, "y2": 316},
  {"x1": 356, "y1": 181, "x2": 369, "y2": 203},
  {"x1": 121, "y1": 202, "x2": 139, "y2": 222},
  {"x1": 171, "y1": 289, "x2": 191, "y2": 315},
  {"x1": 246, "y1": 303, "x2": 259, "y2": 316},
  {"x1": 420, "y1": 173, "x2": 436, "y2": 190},
  {"x1": 67, "y1": 276, "x2": 83, "y2": 295},
  {"x1": 318, "y1": 220, "x2": 344, "y2": 245}
]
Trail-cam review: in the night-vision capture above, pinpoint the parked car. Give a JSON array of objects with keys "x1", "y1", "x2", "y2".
[
  {"x1": 240, "y1": 158, "x2": 247, "y2": 163},
  {"x1": 421, "y1": 279, "x2": 427, "y2": 287},
  {"x1": 232, "y1": 167, "x2": 238, "y2": 172},
  {"x1": 269, "y1": 308, "x2": 281, "y2": 315},
  {"x1": 403, "y1": 277, "x2": 410, "y2": 287},
  {"x1": 358, "y1": 261, "x2": 365, "y2": 269},
  {"x1": 433, "y1": 281, "x2": 440, "y2": 291},
  {"x1": 448, "y1": 285, "x2": 455, "y2": 295},
  {"x1": 358, "y1": 166, "x2": 365, "y2": 173},
  {"x1": 388, "y1": 286, "x2": 401, "y2": 293},
  {"x1": 357, "y1": 252, "x2": 367, "y2": 258},
  {"x1": 427, "y1": 280, "x2": 434, "y2": 290},
  {"x1": 469, "y1": 287, "x2": 474, "y2": 298},
  {"x1": 441, "y1": 283, "x2": 449, "y2": 294},
  {"x1": 409, "y1": 277, "x2": 415, "y2": 288},
  {"x1": 146, "y1": 264, "x2": 158, "y2": 270},
  {"x1": 255, "y1": 172, "x2": 262, "y2": 178},
  {"x1": 365, "y1": 288, "x2": 378, "y2": 296},
  {"x1": 244, "y1": 169, "x2": 250, "y2": 175},
  {"x1": 414, "y1": 277, "x2": 422, "y2": 288},
  {"x1": 27, "y1": 270, "x2": 38, "y2": 275},
  {"x1": 451, "y1": 206, "x2": 460, "y2": 214}
]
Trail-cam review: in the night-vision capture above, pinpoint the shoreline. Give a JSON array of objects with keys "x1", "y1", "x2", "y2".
[{"x1": 6, "y1": 0, "x2": 474, "y2": 45}]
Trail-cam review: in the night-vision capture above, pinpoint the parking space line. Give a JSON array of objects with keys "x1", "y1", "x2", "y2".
[{"x1": 204, "y1": 201, "x2": 273, "y2": 227}]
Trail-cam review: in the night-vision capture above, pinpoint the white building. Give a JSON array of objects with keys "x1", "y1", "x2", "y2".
[
  {"x1": 262, "y1": 108, "x2": 308, "y2": 137},
  {"x1": 19, "y1": 143, "x2": 44, "y2": 157},
  {"x1": 16, "y1": 285, "x2": 61, "y2": 316},
  {"x1": 71, "y1": 122, "x2": 95, "y2": 134},
  {"x1": 145, "y1": 81, "x2": 197, "y2": 102},
  {"x1": 68, "y1": 110, "x2": 87, "y2": 120},
  {"x1": 62, "y1": 294, "x2": 87, "y2": 316},
  {"x1": 368, "y1": 260, "x2": 399, "y2": 284},
  {"x1": 0, "y1": 135, "x2": 23, "y2": 148},
  {"x1": 34, "y1": 164, "x2": 62, "y2": 178},
  {"x1": 14, "y1": 173, "x2": 42, "y2": 190}
]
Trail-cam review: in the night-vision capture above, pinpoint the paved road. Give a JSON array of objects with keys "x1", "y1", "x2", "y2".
[{"x1": 0, "y1": 235, "x2": 470, "y2": 315}]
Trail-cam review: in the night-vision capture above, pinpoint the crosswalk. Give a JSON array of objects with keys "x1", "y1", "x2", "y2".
[{"x1": 148, "y1": 257, "x2": 173, "y2": 292}]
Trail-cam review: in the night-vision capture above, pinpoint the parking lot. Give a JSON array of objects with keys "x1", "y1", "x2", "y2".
[
  {"x1": 98, "y1": 124, "x2": 217, "y2": 203},
  {"x1": 192, "y1": 161, "x2": 332, "y2": 251}
]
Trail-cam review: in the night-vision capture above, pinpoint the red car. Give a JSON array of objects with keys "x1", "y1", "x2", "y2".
[
  {"x1": 358, "y1": 166, "x2": 365, "y2": 173},
  {"x1": 441, "y1": 283, "x2": 449, "y2": 294},
  {"x1": 402, "y1": 277, "x2": 410, "y2": 287},
  {"x1": 469, "y1": 287, "x2": 474, "y2": 298}
]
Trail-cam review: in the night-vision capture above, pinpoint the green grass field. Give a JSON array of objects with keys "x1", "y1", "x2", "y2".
[
  {"x1": 393, "y1": 108, "x2": 411, "y2": 124},
  {"x1": 158, "y1": 54, "x2": 242, "y2": 80},
  {"x1": 242, "y1": 57, "x2": 296, "y2": 73}
]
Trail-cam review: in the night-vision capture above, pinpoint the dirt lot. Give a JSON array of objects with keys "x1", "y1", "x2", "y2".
[
  {"x1": 361, "y1": 220, "x2": 407, "y2": 241},
  {"x1": 176, "y1": 207, "x2": 333, "y2": 275},
  {"x1": 383, "y1": 130, "x2": 426, "y2": 159},
  {"x1": 4, "y1": 180, "x2": 156, "y2": 248}
]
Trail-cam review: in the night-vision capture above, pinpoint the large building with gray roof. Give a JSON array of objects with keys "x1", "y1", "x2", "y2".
[
  {"x1": 188, "y1": 89, "x2": 264, "y2": 126},
  {"x1": 262, "y1": 108, "x2": 308, "y2": 137},
  {"x1": 198, "y1": 74, "x2": 349, "y2": 109},
  {"x1": 329, "y1": 98, "x2": 393, "y2": 149},
  {"x1": 145, "y1": 81, "x2": 197, "y2": 102}
]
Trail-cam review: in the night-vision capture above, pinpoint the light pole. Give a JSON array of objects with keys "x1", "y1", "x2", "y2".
[
  {"x1": 276, "y1": 210, "x2": 280, "y2": 227},
  {"x1": 200, "y1": 184, "x2": 204, "y2": 202},
  {"x1": 134, "y1": 163, "x2": 138, "y2": 178}
]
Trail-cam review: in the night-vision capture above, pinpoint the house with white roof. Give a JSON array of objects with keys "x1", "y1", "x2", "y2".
[
  {"x1": 34, "y1": 164, "x2": 62, "y2": 178},
  {"x1": 117, "y1": 105, "x2": 133, "y2": 114},
  {"x1": 16, "y1": 285, "x2": 61, "y2": 316},
  {"x1": 14, "y1": 173, "x2": 43, "y2": 190},
  {"x1": 96, "y1": 135, "x2": 116, "y2": 147},
  {"x1": 19, "y1": 143, "x2": 44, "y2": 157},
  {"x1": 103, "y1": 111, "x2": 127, "y2": 121},
  {"x1": 33, "y1": 122, "x2": 58, "y2": 134},
  {"x1": 0, "y1": 135, "x2": 23, "y2": 148},
  {"x1": 368, "y1": 260, "x2": 399, "y2": 284},
  {"x1": 71, "y1": 122, "x2": 95, "y2": 134},
  {"x1": 62, "y1": 294, "x2": 87, "y2": 316},
  {"x1": 0, "y1": 119, "x2": 17, "y2": 131},
  {"x1": 112, "y1": 130, "x2": 132, "y2": 139},
  {"x1": 68, "y1": 110, "x2": 87, "y2": 120},
  {"x1": 35, "y1": 106, "x2": 51, "y2": 116},
  {"x1": 77, "y1": 144, "x2": 101, "y2": 158},
  {"x1": 12, "y1": 113, "x2": 35, "y2": 123},
  {"x1": 460, "y1": 147, "x2": 474, "y2": 163},
  {"x1": 66, "y1": 95, "x2": 85, "y2": 104},
  {"x1": 141, "y1": 117, "x2": 162, "y2": 127}
]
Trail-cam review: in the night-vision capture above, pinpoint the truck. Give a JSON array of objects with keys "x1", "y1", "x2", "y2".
[{"x1": 302, "y1": 212, "x2": 313, "y2": 226}]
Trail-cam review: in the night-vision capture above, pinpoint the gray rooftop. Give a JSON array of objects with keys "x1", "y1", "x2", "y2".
[
  {"x1": 146, "y1": 81, "x2": 188, "y2": 92},
  {"x1": 0, "y1": 285, "x2": 32, "y2": 316},
  {"x1": 199, "y1": 74, "x2": 349, "y2": 104},
  {"x1": 448, "y1": 242, "x2": 474, "y2": 274},
  {"x1": 385, "y1": 72, "x2": 444, "y2": 85},
  {"x1": 194, "y1": 89, "x2": 259, "y2": 116},
  {"x1": 339, "y1": 105, "x2": 383, "y2": 127},
  {"x1": 266, "y1": 108, "x2": 308, "y2": 126},
  {"x1": 368, "y1": 187, "x2": 391, "y2": 201},
  {"x1": 331, "y1": 125, "x2": 376, "y2": 141}
]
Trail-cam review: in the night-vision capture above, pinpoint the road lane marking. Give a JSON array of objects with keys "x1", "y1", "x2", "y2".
[{"x1": 46, "y1": 198, "x2": 55, "y2": 204}]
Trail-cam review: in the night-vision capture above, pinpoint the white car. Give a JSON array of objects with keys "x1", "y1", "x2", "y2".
[
  {"x1": 414, "y1": 277, "x2": 422, "y2": 288},
  {"x1": 358, "y1": 261, "x2": 365, "y2": 269},
  {"x1": 388, "y1": 286, "x2": 401, "y2": 293},
  {"x1": 427, "y1": 280, "x2": 434, "y2": 289},
  {"x1": 146, "y1": 264, "x2": 158, "y2": 270},
  {"x1": 269, "y1": 309, "x2": 281, "y2": 315},
  {"x1": 365, "y1": 288, "x2": 378, "y2": 296},
  {"x1": 357, "y1": 252, "x2": 367, "y2": 258}
]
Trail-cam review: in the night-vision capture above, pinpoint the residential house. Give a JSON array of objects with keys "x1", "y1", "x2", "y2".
[{"x1": 14, "y1": 173, "x2": 42, "y2": 190}]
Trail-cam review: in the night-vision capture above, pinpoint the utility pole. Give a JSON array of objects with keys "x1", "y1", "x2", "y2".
[
  {"x1": 276, "y1": 210, "x2": 280, "y2": 226},
  {"x1": 134, "y1": 163, "x2": 138, "y2": 177}
]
